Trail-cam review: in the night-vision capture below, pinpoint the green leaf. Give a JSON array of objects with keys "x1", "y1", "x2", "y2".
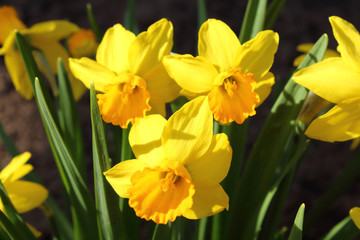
[
  {"x1": 170, "y1": 96, "x2": 188, "y2": 114},
  {"x1": 86, "y1": 3, "x2": 103, "y2": 43},
  {"x1": 57, "y1": 58, "x2": 86, "y2": 180},
  {"x1": 14, "y1": 31, "x2": 60, "y2": 128},
  {"x1": 288, "y1": 204, "x2": 305, "y2": 240},
  {"x1": 0, "y1": 181, "x2": 37, "y2": 240},
  {"x1": 90, "y1": 84, "x2": 127, "y2": 240},
  {"x1": 226, "y1": 34, "x2": 328, "y2": 239},
  {"x1": 264, "y1": 0, "x2": 287, "y2": 29},
  {"x1": 152, "y1": 223, "x2": 172, "y2": 240},
  {"x1": 197, "y1": 0, "x2": 207, "y2": 30},
  {"x1": 321, "y1": 216, "x2": 360, "y2": 240},
  {"x1": 0, "y1": 123, "x2": 18, "y2": 159},
  {"x1": 34, "y1": 78, "x2": 99, "y2": 239},
  {"x1": 124, "y1": 0, "x2": 139, "y2": 33},
  {"x1": 239, "y1": 0, "x2": 267, "y2": 43}
]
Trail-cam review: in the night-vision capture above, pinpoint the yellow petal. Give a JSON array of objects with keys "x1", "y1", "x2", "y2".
[
  {"x1": 0, "y1": 152, "x2": 32, "y2": 183},
  {"x1": 3, "y1": 180, "x2": 48, "y2": 214},
  {"x1": 97, "y1": 74, "x2": 151, "y2": 128},
  {"x1": 128, "y1": 160, "x2": 195, "y2": 224},
  {"x1": 293, "y1": 57, "x2": 360, "y2": 104},
  {"x1": 236, "y1": 30, "x2": 279, "y2": 79},
  {"x1": 163, "y1": 54, "x2": 218, "y2": 94},
  {"x1": 129, "y1": 115, "x2": 167, "y2": 166},
  {"x1": 329, "y1": 16, "x2": 360, "y2": 70},
  {"x1": 183, "y1": 183, "x2": 228, "y2": 219},
  {"x1": 104, "y1": 159, "x2": 147, "y2": 198},
  {"x1": 305, "y1": 97, "x2": 360, "y2": 142},
  {"x1": 350, "y1": 207, "x2": 360, "y2": 230},
  {"x1": 208, "y1": 70, "x2": 259, "y2": 124},
  {"x1": 254, "y1": 71, "x2": 275, "y2": 106},
  {"x1": 162, "y1": 96, "x2": 213, "y2": 165},
  {"x1": 4, "y1": 49, "x2": 33, "y2": 99},
  {"x1": 198, "y1": 19, "x2": 240, "y2": 71},
  {"x1": 144, "y1": 62, "x2": 180, "y2": 103},
  {"x1": 129, "y1": 18, "x2": 173, "y2": 77},
  {"x1": 69, "y1": 57, "x2": 117, "y2": 92},
  {"x1": 25, "y1": 20, "x2": 78, "y2": 40},
  {"x1": 148, "y1": 97, "x2": 166, "y2": 117},
  {"x1": 0, "y1": 6, "x2": 26, "y2": 45},
  {"x1": 96, "y1": 24, "x2": 135, "y2": 74},
  {"x1": 187, "y1": 133, "x2": 232, "y2": 184}
]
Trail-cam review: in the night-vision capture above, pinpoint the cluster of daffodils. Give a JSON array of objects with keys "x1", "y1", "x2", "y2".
[{"x1": 3, "y1": 2, "x2": 360, "y2": 238}]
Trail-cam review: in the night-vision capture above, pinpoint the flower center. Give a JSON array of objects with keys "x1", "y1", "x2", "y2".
[
  {"x1": 128, "y1": 161, "x2": 195, "y2": 224},
  {"x1": 160, "y1": 171, "x2": 180, "y2": 192},
  {"x1": 208, "y1": 69, "x2": 260, "y2": 124},
  {"x1": 97, "y1": 73, "x2": 151, "y2": 128}
]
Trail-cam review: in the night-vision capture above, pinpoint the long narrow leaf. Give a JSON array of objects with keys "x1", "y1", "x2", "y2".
[
  {"x1": 321, "y1": 216, "x2": 360, "y2": 240},
  {"x1": 264, "y1": 0, "x2": 287, "y2": 29},
  {"x1": 288, "y1": 204, "x2": 305, "y2": 240},
  {"x1": 86, "y1": 3, "x2": 103, "y2": 43},
  {"x1": 239, "y1": 0, "x2": 267, "y2": 43},
  {"x1": 226, "y1": 34, "x2": 328, "y2": 239},
  {"x1": 57, "y1": 58, "x2": 86, "y2": 180},
  {"x1": 34, "y1": 78, "x2": 99, "y2": 239},
  {"x1": 90, "y1": 84, "x2": 127, "y2": 240}
]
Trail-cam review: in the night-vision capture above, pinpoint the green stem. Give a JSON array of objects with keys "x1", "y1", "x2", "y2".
[
  {"x1": 86, "y1": 3, "x2": 103, "y2": 42},
  {"x1": 197, "y1": 0, "x2": 207, "y2": 30},
  {"x1": 197, "y1": 218, "x2": 208, "y2": 240}
]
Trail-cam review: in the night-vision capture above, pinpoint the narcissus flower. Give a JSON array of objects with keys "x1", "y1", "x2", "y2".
[
  {"x1": 0, "y1": 152, "x2": 48, "y2": 213},
  {"x1": 0, "y1": 5, "x2": 85, "y2": 100},
  {"x1": 350, "y1": 207, "x2": 360, "y2": 229},
  {"x1": 104, "y1": 96, "x2": 232, "y2": 224},
  {"x1": 69, "y1": 19, "x2": 180, "y2": 128},
  {"x1": 67, "y1": 28, "x2": 98, "y2": 58},
  {"x1": 293, "y1": 16, "x2": 360, "y2": 142},
  {"x1": 163, "y1": 19, "x2": 279, "y2": 124}
]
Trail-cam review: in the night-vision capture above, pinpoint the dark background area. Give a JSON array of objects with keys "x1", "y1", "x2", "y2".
[{"x1": 1, "y1": 0, "x2": 360, "y2": 239}]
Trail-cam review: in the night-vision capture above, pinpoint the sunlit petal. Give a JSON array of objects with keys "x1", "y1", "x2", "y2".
[
  {"x1": 198, "y1": 19, "x2": 240, "y2": 71},
  {"x1": 0, "y1": 152, "x2": 32, "y2": 183}
]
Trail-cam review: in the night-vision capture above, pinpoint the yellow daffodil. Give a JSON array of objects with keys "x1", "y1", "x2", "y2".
[
  {"x1": 104, "y1": 96, "x2": 232, "y2": 224},
  {"x1": 350, "y1": 207, "x2": 360, "y2": 229},
  {"x1": 163, "y1": 19, "x2": 279, "y2": 124},
  {"x1": 293, "y1": 16, "x2": 360, "y2": 142},
  {"x1": 0, "y1": 5, "x2": 86, "y2": 100},
  {"x1": 69, "y1": 19, "x2": 180, "y2": 128},
  {"x1": 67, "y1": 28, "x2": 98, "y2": 58},
  {"x1": 293, "y1": 43, "x2": 339, "y2": 67},
  {"x1": 0, "y1": 152, "x2": 48, "y2": 213}
]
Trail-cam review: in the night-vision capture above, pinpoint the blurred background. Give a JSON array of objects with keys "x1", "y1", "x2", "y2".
[{"x1": 0, "y1": 0, "x2": 360, "y2": 239}]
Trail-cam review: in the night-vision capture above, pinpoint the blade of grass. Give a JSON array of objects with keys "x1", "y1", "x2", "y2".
[
  {"x1": 197, "y1": 0, "x2": 207, "y2": 30},
  {"x1": 288, "y1": 204, "x2": 305, "y2": 240},
  {"x1": 90, "y1": 84, "x2": 127, "y2": 240},
  {"x1": 124, "y1": 0, "x2": 138, "y2": 33},
  {"x1": 34, "y1": 78, "x2": 99, "y2": 239}
]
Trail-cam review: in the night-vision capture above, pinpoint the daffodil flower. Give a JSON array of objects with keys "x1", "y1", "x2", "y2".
[
  {"x1": 69, "y1": 19, "x2": 180, "y2": 128},
  {"x1": 163, "y1": 19, "x2": 279, "y2": 124},
  {"x1": 67, "y1": 28, "x2": 98, "y2": 58},
  {"x1": 104, "y1": 96, "x2": 232, "y2": 224},
  {"x1": 0, "y1": 5, "x2": 86, "y2": 100},
  {"x1": 0, "y1": 152, "x2": 48, "y2": 213},
  {"x1": 293, "y1": 16, "x2": 360, "y2": 142}
]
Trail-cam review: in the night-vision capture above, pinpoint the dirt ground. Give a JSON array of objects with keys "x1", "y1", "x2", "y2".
[{"x1": 1, "y1": 0, "x2": 360, "y2": 239}]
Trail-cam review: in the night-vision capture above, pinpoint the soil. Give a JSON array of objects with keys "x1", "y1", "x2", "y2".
[{"x1": 1, "y1": 0, "x2": 360, "y2": 239}]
